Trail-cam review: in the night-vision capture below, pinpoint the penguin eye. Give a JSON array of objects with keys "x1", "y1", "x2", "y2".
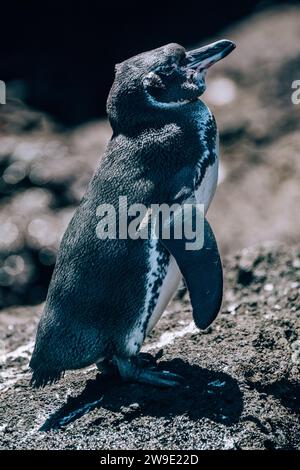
[
  {"x1": 178, "y1": 55, "x2": 188, "y2": 67},
  {"x1": 156, "y1": 63, "x2": 178, "y2": 76}
]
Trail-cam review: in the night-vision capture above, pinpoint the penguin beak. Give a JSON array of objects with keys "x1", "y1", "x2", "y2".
[{"x1": 186, "y1": 39, "x2": 236, "y2": 71}]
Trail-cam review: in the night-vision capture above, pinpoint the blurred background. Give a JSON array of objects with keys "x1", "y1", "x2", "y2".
[{"x1": 0, "y1": 0, "x2": 300, "y2": 309}]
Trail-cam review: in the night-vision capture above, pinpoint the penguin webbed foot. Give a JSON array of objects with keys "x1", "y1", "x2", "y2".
[
  {"x1": 133, "y1": 368, "x2": 184, "y2": 388},
  {"x1": 115, "y1": 355, "x2": 184, "y2": 388},
  {"x1": 96, "y1": 358, "x2": 119, "y2": 377}
]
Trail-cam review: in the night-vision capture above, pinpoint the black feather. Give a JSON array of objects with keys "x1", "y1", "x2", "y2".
[{"x1": 30, "y1": 368, "x2": 63, "y2": 388}]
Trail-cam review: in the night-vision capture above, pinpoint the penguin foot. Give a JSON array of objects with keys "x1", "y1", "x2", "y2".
[
  {"x1": 134, "y1": 368, "x2": 184, "y2": 388},
  {"x1": 115, "y1": 356, "x2": 184, "y2": 388},
  {"x1": 96, "y1": 359, "x2": 119, "y2": 377}
]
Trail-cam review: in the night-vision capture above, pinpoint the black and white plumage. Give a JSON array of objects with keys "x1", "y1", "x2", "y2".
[{"x1": 30, "y1": 40, "x2": 235, "y2": 388}]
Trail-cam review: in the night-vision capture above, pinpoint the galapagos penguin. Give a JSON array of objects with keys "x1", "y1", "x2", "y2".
[{"x1": 30, "y1": 39, "x2": 236, "y2": 388}]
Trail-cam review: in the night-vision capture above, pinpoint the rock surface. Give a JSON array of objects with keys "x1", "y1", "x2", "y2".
[{"x1": 0, "y1": 243, "x2": 299, "y2": 449}]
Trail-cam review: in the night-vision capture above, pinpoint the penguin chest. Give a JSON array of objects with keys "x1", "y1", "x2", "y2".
[
  {"x1": 194, "y1": 109, "x2": 219, "y2": 212},
  {"x1": 194, "y1": 156, "x2": 219, "y2": 211}
]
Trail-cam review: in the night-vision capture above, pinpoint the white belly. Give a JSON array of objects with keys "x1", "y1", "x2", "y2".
[
  {"x1": 145, "y1": 254, "x2": 182, "y2": 334},
  {"x1": 194, "y1": 157, "x2": 219, "y2": 210}
]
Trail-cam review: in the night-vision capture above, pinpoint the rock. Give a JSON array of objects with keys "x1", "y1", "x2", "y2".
[
  {"x1": 237, "y1": 266, "x2": 254, "y2": 286},
  {"x1": 0, "y1": 243, "x2": 299, "y2": 449}
]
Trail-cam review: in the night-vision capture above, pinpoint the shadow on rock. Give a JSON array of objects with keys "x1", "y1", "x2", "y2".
[
  {"x1": 247, "y1": 378, "x2": 300, "y2": 413},
  {"x1": 40, "y1": 357, "x2": 243, "y2": 431}
]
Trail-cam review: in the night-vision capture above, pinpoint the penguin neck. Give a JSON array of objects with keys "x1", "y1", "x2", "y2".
[{"x1": 110, "y1": 99, "x2": 210, "y2": 138}]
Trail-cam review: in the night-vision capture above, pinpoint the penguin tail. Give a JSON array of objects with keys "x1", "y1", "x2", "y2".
[{"x1": 30, "y1": 366, "x2": 65, "y2": 388}]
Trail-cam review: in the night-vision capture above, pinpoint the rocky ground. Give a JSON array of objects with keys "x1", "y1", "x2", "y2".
[
  {"x1": 0, "y1": 4, "x2": 300, "y2": 450},
  {"x1": 0, "y1": 243, "x2": 299, "y2": 449}
]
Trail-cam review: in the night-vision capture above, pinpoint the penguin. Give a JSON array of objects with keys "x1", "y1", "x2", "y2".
[{"x1": 30, "y1": 39, "x2": 236, "y2": 388}]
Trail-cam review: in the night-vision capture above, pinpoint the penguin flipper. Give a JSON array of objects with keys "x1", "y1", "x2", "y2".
[{"x1": 159, "y1": 212, "x2": 223, "y2": 330}]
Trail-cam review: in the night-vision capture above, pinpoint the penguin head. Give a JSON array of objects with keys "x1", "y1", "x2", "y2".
[{"x1": 107, "y1": 40, "x2": 235, "y2": 132}]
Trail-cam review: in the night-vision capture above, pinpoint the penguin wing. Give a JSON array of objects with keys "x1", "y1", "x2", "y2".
[{"x1": 158, "y1": 203, "x2": 223, "y2": 330}]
